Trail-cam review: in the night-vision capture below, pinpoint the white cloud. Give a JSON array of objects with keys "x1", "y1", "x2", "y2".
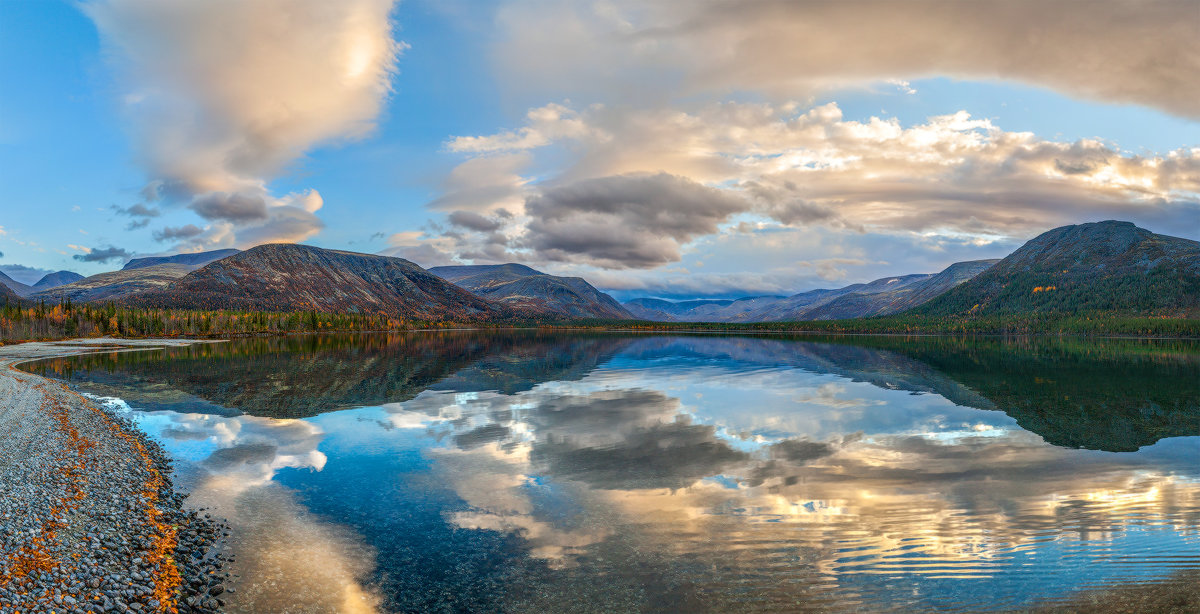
[
  {"x1": 426, "y1": 101, "x2": 1200, "y2": 279},
  {"x1": 154, "y1": 411, "x2": 381, "y2": 613},
  {"x1": 491, "y1": 0, "x2": 1200, "y2": 118},
  {"x1": 85, "y1": 0, "x2": 403, "y2": 247},
  {"x1": 446, "y1": 103, "x2": 600, "y2": 153},
  {"x1": 427, "y1": 153, "x2": 532, "y2": 214}
]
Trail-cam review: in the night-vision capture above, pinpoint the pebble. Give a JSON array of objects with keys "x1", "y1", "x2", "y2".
[{"x1": 0, "y1": 342, "x2": 235, "y2": 614}]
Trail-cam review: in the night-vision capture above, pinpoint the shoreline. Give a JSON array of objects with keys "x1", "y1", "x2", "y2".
[
  {"x1": 0, "y1": 338, "x2": 231, "y2": 614},
  {"x1": 4, "y1": 323, "x2": 1200, "y2": 346}
]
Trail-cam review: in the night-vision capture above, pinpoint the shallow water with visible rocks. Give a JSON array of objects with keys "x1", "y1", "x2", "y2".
[{"x1": 20, "y1": 332, "x2": 1200, "y2": 613}]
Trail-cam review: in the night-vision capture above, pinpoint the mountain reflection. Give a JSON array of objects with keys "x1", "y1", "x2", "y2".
[
  {"x1": 25, "y1": 332, "x2": 1200, "y2": 612},
  {"x1": 30, "y1": 331, "x2": 635, "y2": 418},
  {"x1": 29, "y1": 333, "x2": 1200, "y2": 452}
]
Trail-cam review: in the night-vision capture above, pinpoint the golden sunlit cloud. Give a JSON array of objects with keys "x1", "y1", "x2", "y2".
[{"x1": 84, "y1": 0, "x2": 404, "y2": 250}]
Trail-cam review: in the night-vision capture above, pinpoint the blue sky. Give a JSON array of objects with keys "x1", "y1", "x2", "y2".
[{"x1": 1, "y1": 0, "x2": 1197, "y2": 298}]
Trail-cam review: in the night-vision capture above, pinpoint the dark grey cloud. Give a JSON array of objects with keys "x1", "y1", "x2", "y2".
[
  {"x1": 160, "y1": 427, "x2": 212, "y2": 441},
  {"x1": 112, "y1": 203, "x2": 161, "y2": 218},
  {"x1": 454, "y1": 424, "x2": 513, "y2": 450},
  {"x1": 203, "y1": 443, "x2": 280, "y2": 470},
  {"x1": 1054, "y1": 158, "x2": 1104, "y2": 176},
  {"x1": 73, "y1": 246, "x2": 133, "y2": 264},
  {"x1": 742, "y1": 181, "x2": 838, "y2": 225},
  {"x1": 112, "y1": 203, "x2": 162, "y2": 230},
  {"x1": 524, "y1": 173, "x2": 749, "y2": 268},
  {"x1": 533, "y1": 419, "x2": 749, "y2": 490},
  {"x1": 152, "y1": 224, "x2": 204, "y2": 243},
  {"x1": 515, "y1": 389, "x2": 750, "y2": 489},
  {"x1": 770, "y1": 439, "x2": 834, "y2": 463},
  {"x1": 189, "y1": 192, "x2": 269, "y2": 222},
  {"x1": 448, "y1": 210, "x2": 505, "y2": 232}
]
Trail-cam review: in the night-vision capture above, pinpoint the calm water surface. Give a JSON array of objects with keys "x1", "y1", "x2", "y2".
[{"x1": 24, "y1": 332, "x2": 1200, "y2": 613}]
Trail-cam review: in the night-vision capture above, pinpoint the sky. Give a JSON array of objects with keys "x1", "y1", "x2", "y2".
[{"x1": 1, "y1": 0, "x2": 1198, "y2": 300}]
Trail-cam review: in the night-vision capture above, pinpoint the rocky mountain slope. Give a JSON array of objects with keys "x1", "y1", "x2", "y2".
[
  {"x1": 32, "y1": 270, "x2": 85, "y2": 290},
  {"x1": 744, "y1": 274, "x2": 935, "y2": 321},
  {"x1": 430, "y1": 263, "x2": 632, "y2": 319},
  {"x1": 0, "y1": 271, "x2": 34, "y2": 297},
  {"x1": 128, "y1": 244, "x2": 507, "y2": 320},
  {"x1": 30, "y1": 264, "x2": 196, "y2": 303},
  {"x1": 122, "y1": 249, "x2": 240, "y2": 271},
  {"x1": 0, "y1": 279, "x2": 20, "y2": 303},
  {"x1": 919, "y1": 221, "x2": 1200, "y2": 316}
]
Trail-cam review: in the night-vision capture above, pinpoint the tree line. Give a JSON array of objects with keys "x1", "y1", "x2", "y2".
[{"x1": 3, "y1": 296, "x2": 1199, "y2": 344}]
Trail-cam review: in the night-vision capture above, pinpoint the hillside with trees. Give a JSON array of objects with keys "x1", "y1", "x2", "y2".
[{"x1": 920, "y1": 221, "x2": 1200, "y2": 317}]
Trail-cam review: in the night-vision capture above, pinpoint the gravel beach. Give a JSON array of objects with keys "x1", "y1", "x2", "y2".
[{"x1": 0, "y1": 339, "x2": 231, "y2": 614}]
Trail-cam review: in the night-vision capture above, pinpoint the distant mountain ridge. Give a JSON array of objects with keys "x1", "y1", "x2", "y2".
[
  {"x1": 430, "y1": 263, "x2": 633, "y2": 319},
  {"x1": 624, "y1": 296, "x2": 784, "y2": 321},
  {"x1": 123, "y1": 249, "x2": 240, "y2": 271},
  {"x1": 774, "y1": 260, "x2": 1000, "y2": 320},
  {"x1": 33, "y1": 271, "x2": 84, "y2": 289},
  {"x1": 0, "y1": 279, "x2": 20, "y2": 303},
  {"x1": 625, "y1": 260, "x2": 998, "y2": 322},
  {"x1": 920, "y1": 221, "x2": 1200, "y2": 317},
  {"x1": 31, "y1": 264, "x2": 197, "y2": 303},
  {"x1": 128, "y1": 244, "x2": 507, "y2": 320},
  {"x1": 32, "y1": 250, "x2": 242, "y2": 304},
  {"x1": 0, "y1": 271, "x2": 34, "y2": 297}
]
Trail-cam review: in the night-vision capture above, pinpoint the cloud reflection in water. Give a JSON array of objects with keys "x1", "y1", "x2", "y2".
[
  {"x1": 125, "y1": 407, "x2": 382, "y2": 614},
  {"x1": 61, "y1": 334, "x2": 1200, "y2": 612}
]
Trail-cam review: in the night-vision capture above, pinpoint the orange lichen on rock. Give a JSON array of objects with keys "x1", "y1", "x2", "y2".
[
  {"x1": 63, "y1": 384, "x2": 184, "y2": 613},
  {"x1": 0, "y1": 383, "x2": 89, "y2": 586}
]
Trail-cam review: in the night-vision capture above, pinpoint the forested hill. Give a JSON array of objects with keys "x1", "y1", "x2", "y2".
[{"x1": 918, "y1": 221, "x2": 1200, "y2": 317}]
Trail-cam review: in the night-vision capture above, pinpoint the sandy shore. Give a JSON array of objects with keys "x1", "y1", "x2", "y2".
[{"x1": 0, "y1": 338, "x2": 229, "y2": 614}]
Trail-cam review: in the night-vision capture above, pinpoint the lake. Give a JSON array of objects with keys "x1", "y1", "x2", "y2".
[{"x1": 24, "y1": 331, "x2": 1200, "y2": 613}]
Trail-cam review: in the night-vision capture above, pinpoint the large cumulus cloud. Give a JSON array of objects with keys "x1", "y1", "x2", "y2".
[
  {"x1": 492, "y1": 0, "x2": 1200, "y2": 118},
  {"x1": 84, "y1": 0, "x2": 403, "y2": 250},
  {"x1": 426, "y1": 101, "x2": 1200, "y2": 276}
]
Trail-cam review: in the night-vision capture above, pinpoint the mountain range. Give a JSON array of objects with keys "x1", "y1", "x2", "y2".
[
  {"x1": 4, "y1": 220, "x2": 1197, "y2": 323},
  {"x1": 625, "y1": 260, "x2": 999, "y2": 322},
  {"x1": 126, "y1": 244, "x2": 505, "y2": 320},
  {"x1": 28, "y1": 249, "x2": 240, "y2": 304},
  {"x1": 429, "y1": 263, "x2": 632, "y2": 319},
  {"x1": 0, "y1": 278, "x2": 19, "y2": 303},
  {"x1": 0, "y1": 269, "x2": 87, "y2": 297},
  {"x1": 0, "y1": 271, "x2": 33, "y2": 297},
  {"x1": 31, "y1": 264, "x2": 197, "y2": 304}
]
